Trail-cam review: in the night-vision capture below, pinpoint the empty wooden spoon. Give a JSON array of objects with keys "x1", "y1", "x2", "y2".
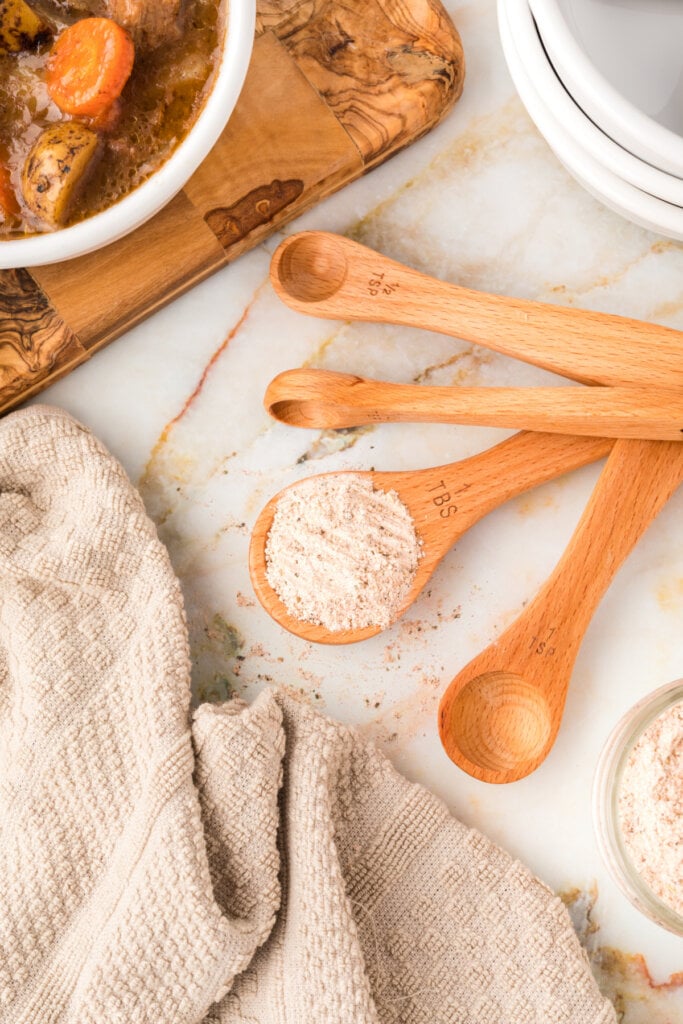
[
  {"x1": 270, "y1": 231, "x2": 683, "y2": 388},
  {"x1": 249, "y1": 431, "x2": 613, "y2": 644},
  {"x1": 265, "y1": 368, "x2": 683, "y2": 441},
  {"x1": 438, "y1": 437, "x2": 683, "y2": 784}
]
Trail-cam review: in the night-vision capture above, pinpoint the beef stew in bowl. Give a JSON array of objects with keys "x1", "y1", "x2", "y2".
[{"x1": 0, "y1": 0, "x2": 254, "y2": 265}]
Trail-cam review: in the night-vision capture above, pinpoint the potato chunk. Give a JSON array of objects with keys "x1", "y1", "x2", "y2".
[
  {"x1": 22, "y1": 122, "x2": 101, "y2": 228},
  {"x1": 0, "y1": 0, "x2": 50, "y2": 53}
]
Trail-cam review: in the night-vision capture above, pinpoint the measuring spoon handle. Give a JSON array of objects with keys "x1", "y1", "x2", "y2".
[
  {"x1": 271, "y1": 233, "x2": 683, "y2": 389},
  {"x1": 438, "y1": 439, "x2": 683, "y2": 781},
  {"x1": 420, "y1": 431, "x2": 614, "y2": 541},
  {"x1": 445, "y1": 438, "x2": 683, "y2": 701},
  {"x1": 519, "y1": 438, "x2": 683, "y2": 669},
  {"x1": 270, "y1": 371, "x2": 683, "y2": 440}
]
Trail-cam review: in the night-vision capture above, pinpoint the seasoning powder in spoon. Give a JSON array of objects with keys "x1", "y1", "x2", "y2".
[{"x1": 265, "y1": 473, "x2": 423, "y2": 632}]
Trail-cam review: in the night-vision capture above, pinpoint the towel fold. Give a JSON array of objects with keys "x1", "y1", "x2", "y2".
[{"x1": 0, "y1": 407, "x2": 615, "y2": 1024}]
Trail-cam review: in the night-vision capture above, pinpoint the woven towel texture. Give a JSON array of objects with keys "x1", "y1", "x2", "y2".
[{"x1": 0, "y1": 407, "x2": 616, "y2": 1024}]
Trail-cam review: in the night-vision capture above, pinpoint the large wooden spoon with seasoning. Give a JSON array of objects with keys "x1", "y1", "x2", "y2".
[
  {"x1": 270, "y1": 231, "x2": 683, "y2": 388},
  {"x1": 265, "y1": 368, "x2": 683, "y2": 441},
  {"x1": 249, "y1": 431, "x2": 613, "y2": 644},
  {"x1": 438, "y1": 438, "x2": 683, "y2": 784}
]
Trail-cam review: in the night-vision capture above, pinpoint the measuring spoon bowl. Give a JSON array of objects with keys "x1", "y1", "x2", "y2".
[
  {"x1": 249, "y1": 432, "x2": 613, "y2": 645},
  {"x1": 444, "y1": 670, "x2": 553, "y2": 776}
]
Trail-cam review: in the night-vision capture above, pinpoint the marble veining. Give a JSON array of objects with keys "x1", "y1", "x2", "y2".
[{"x1": 31, "y1": 0, "x2": 683, "y2": 1015}]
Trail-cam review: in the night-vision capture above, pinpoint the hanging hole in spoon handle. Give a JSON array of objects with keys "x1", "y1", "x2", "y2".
[
  {"x1": 438, "y1": 438, "x2": 683, "y2": 785},
  {"x1": 270, "y1": 231, "x2": 683, "y2": 389}
]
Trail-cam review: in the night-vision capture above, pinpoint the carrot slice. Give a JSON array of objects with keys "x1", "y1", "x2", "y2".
[
  {"x1": 47, "y1": 17, "x2": 134, "y2": 118},
  {"x1": 0, "y1": 163, "x2": 19, "y2": 222}
]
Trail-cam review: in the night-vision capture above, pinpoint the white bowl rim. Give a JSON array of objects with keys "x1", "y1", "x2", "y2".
[
  {"x1": 498, "y1": 0, "x2": 683, "y2": 239},
  {"x1": 528, "y1": 0, "x2": 683, "y2": 179},
  {"x1": 512, "y1": 3, "x2": 683, "y2": 207},
  {"x1": 0, "y1": 0, "x2": 255, "y2": 269}
]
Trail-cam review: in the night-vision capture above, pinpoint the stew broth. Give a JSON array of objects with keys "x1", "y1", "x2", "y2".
[{"x1": 0, "y1": 0, "x2": 221, "y2": 237}]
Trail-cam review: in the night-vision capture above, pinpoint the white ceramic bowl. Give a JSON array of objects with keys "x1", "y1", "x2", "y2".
[
  {"x1": 529, "y1": 0, "x2": 683, "y2": 179},
  {"x1": 517, "y1": 6, "x2": 683, "y2": 207},
  {"x1": 498, "y1": 0, "x2": 683, "y2": 240},
  {"x1": 0, "y1": 0, "x2": 255, "y2": 269}
]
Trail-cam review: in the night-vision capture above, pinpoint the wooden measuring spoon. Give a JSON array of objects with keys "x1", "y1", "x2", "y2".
[
  {"x1": 270, "y1": 232, "x2": 683, "y2": 388},
  {"x1": 438, "y1": 438, "x2": 683, "y2": 784},
  {"x1": 249, "y1": 432, "x2": 613, "y2": 644},
  {"x1": 265, "y1": 368, "x2": 683, "y2": 441},
  {"x1": 269, "y1": 232, "x2": 683, "y2": 778}
]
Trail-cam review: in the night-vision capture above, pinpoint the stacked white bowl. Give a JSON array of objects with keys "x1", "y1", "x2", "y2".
[{"x1": 499, "y1": 0, "x2": 683, "y2": 239}]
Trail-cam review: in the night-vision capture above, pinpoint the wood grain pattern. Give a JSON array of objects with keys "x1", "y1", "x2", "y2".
[
  {"x1": 32, "y1": 191, "x2": 226, "y2": 350},
  {"x1": 0, "y1": 269, "x2": 85, "y2": 403},
  {"x1": 273, "y1": 0, "x2": 465, "y2": 162},
  {"x1": 0, "y1": 0, "x2": 464, "y2": 414},
  {"x1": 186, "y1": 32, "x2": 361, "y2": 251},
  {"x1": 204, "y1": 179, "x2": 305, "y2": 248},
  {"x1": 256, "y1": 0, "x2": 321, "y2": 37},
  {"x1": 438, "y1": 438, "x2": 683, "y2": 784},
  {"x1": 264, "y1": 367, "x2": 683, "y2": 440},
  {"x1": 249, "y1": 432, "x2": 614, "y2": 645},
  {"x1": 270, "y1": 232, "x2": 683, "y2": 389}
]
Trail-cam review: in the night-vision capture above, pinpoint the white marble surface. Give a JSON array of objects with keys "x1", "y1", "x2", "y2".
[{"x1": 29, "y1": 0, "x2": 683, "y2": 1016}]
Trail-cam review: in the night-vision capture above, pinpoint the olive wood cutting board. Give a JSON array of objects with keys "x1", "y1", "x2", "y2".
[{"x1": 0, "y1": 0, "x2": 464, "y2": 413}]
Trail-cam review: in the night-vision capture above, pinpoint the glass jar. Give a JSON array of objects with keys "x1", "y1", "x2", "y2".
[{"x1": 593, "y1": 679, "x2": 683, "y2": 935}]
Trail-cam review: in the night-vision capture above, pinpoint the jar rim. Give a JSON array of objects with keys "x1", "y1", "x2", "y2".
[{"x1": 593, "y1": 679, "x2": 683, "y2": 935}]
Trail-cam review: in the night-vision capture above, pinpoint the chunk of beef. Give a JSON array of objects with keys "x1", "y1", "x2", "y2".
[
  {"x1": 32, "y1": 0, "x2": 93, "y2": 19},
  {"x1": 99, "y1": 0, "x2": 184, "y2": 49},
  {"x1": 42, "y1": 0, "x2": 184, "y2": 49}
]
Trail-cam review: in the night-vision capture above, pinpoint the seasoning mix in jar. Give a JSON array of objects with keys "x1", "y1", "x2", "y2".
[{"x1": 593, "y1": 680, "x2": 683, "y2": 935}]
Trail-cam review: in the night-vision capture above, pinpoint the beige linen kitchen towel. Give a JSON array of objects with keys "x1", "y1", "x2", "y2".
[{"x1": 0, "y1": 406, "x2": 616, "y2": 1024}]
